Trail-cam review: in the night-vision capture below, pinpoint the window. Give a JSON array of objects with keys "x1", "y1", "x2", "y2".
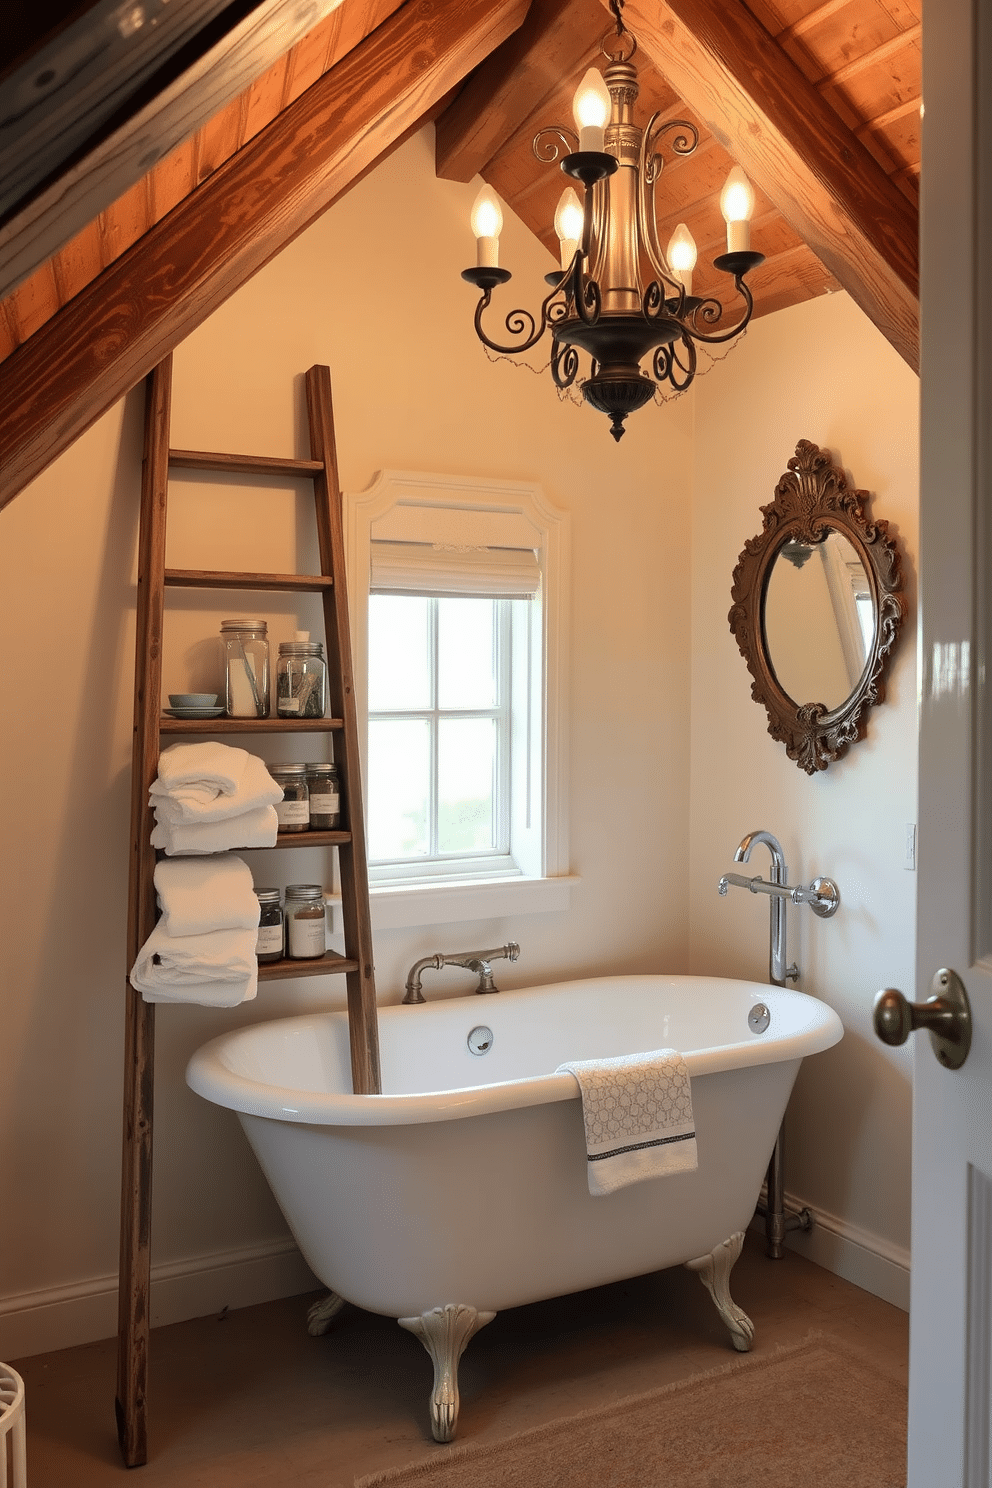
[{"x1": 345, "y1": 471, "x2": 572, "y2": 927}]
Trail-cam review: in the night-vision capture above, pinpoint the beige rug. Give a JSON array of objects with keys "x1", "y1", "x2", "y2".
[{"x1": 355, "y1": 1334, "x2": 906, "y2": 1488}]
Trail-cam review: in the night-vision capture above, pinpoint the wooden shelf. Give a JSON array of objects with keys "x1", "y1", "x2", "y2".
[
  {"x1": 257, "y1": 949, "x2": 358, "y2": 981},
  {"x1": 164, "y1": 567, "x2": 333, "y2": 592},
  {"x1": 272, "y1": 829, "x2": 350, "y2": 848},
  {"x1": 159, "y1": 716, "x2": 343, "y2": 733},
  {"x1": 169, "y1": 449, "x2": 323, "y2": 477}
]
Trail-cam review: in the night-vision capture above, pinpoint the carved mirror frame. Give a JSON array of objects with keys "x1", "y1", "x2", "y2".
[{"x1": 729, "y1": 439, "x2": 905, "y2": 774}]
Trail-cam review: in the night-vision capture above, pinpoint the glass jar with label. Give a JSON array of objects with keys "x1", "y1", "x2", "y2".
[
  {"x1": 305, "y1": 762, "x2": 341, "y2": 830},
  {"x1": 221, "y1": 618, "x2": 270, "y2": 718},
  {"x1": 276, "y1": 633, "x2": 327, "y2": 718},
  {"x1": 270, "y1": 762, "x2": 309, "y2": 833},
  {"x1": 285, "y1": 884, "x2": 326, "y2": 959},
  {"x1": 254, "y1": 888, "x2": 284, "y2": 963}
]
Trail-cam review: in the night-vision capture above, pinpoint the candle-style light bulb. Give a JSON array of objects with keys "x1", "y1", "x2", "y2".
[
  {"x1": 554, "y1": 187, "x2": 584, "y2": 269},
  {"x1": 471, "y1": 185, "x2": 504, "y2": 268},
  {"x1": 572, "y1": 68, "x2": 611, "y2": 153},
  {"x1": 667, "y1": 222, "x2": 697, "y2": 294},
  {"x1": 720, "y1": 166, "x2": 756, "y2": 252}
]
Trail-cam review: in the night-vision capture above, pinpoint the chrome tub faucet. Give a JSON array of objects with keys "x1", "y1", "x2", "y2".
[
  {"x1": 403, "y1": 943, "x2": 520, "y2": 1004},
  {"x1": 717, "y1": 829, "x2": 840, "y2": 986}
]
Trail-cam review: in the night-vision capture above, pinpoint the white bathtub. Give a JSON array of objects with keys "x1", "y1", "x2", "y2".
[{"x1": 187, "y1": 974, "x2": 842, "y2": 1439}]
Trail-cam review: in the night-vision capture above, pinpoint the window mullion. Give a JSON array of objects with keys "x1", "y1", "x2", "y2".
[{"x1": 429, "y1": 597, "x2": 439, "y2": 858}]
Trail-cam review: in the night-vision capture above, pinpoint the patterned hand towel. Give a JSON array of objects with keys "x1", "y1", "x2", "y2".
[{"x1": 555, "y1": 1049, "x2": 697, "y2": 1197}]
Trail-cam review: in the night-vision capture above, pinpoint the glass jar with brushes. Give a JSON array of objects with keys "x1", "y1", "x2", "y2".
[
  {"x1": 221, "y1": 618, "x2": 270, "y2": 718},
  {"x1": 276, "y1": 632, "x2": 327, "y2": 718},
  {"x1": 284, "y1": 884, "x2": 326, "y2": 959}
]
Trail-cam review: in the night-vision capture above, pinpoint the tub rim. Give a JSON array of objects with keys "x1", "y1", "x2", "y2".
[{"x1": 185, "y1": 975, "x2": 843, "y2": 1128}]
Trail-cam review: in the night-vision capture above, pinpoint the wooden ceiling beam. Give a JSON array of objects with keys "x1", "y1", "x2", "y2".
[
  {"x1": 435, "y1": 0, "x2": 597, "y2": 182},
  {"x1": 0, "y1": 0, "x2": 362, "y2": 303},
  {"x1": 605, "y1": 0, "x2": 919, "y2": 369},
  {"x1": 0, "y1": 0, "x2": 528, "y2": 510}
]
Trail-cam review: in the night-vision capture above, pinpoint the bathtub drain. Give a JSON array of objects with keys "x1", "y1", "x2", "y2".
[{"x1": 467, "y1": 1026, "x2": 494, "y2": 1055}]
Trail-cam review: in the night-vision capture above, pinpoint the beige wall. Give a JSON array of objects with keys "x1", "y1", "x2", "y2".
[
  {"x1": 0, "y1": 128, "x2": 694, "y2": 1356},
  {"x1": 688, "y1": 290, "x2": 920, "y2": 1305}
]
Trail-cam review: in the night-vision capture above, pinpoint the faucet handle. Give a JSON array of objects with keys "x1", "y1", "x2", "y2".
[{"x1": 791, "y1": 877, "x2": 841, "y2": 918}]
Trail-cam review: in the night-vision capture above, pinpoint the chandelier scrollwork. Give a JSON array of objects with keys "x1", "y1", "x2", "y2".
[{"x1": 460, "y1": 4, "x2": 765, "y2": 441}]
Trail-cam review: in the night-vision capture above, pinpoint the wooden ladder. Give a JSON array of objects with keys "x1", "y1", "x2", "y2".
[{"x1": 116, "y1": 355, "x2": 380, "y2": 1467}]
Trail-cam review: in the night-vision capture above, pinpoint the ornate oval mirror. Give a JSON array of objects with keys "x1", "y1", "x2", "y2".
[{"x1": 729, "y1": 439, "x2": 905, "y2": 773}]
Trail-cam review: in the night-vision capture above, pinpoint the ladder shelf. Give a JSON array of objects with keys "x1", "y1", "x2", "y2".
[{"x1": 117, "y1": 356, "x2": 379, "y2": 1467}]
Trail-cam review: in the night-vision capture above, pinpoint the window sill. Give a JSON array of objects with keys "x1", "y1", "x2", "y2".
[{"x1": 360, "y1": 874, "x2": 579, "y2": 931}]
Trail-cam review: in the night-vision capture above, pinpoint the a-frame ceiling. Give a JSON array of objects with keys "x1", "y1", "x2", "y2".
[{"x1": 0, "y1": 0, "x2": 920, "y2": 509}]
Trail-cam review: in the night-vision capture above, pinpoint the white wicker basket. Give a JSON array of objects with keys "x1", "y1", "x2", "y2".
[{"x1": 0, "y1": 1364, "x2": 26, "y2": 1488}]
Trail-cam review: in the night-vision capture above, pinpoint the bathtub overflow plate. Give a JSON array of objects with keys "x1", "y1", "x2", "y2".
[
  {"x1": 748, "y1": 1003, "x2": 771, "y2": 1034},
  {"x1": 468, "y1": 1025, "x2": 494, "y2": 1056}
]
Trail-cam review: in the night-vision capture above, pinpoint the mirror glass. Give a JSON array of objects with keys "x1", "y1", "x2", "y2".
[{"x1": 763, "y1": 529, "x2": 875, "y2": 711}]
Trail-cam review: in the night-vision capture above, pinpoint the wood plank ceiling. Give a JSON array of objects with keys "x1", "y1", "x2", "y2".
[{"x1": 0, "y1": 0, "x2": 920, "y2": 503}]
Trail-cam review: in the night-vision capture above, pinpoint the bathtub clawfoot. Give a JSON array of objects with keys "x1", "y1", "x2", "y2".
[
  {"x1": 684, "y1": 1230, "x2": 754, "y2": 1352},
  {"x1": 398, "y1": 1303, "x2": 496, "y2": 1443},
  {"x1": 307, "y1": 1291, "x2": 345, "y2": 1336}
]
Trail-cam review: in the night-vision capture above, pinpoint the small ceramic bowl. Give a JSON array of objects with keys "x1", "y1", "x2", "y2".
[{"x1": 169, "y1": 693, "x2": 218, "y2": 709}]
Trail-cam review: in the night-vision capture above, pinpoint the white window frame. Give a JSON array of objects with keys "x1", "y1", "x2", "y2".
[{"x1": 345, "y1": 470, "x2": 573, "y2": 929}]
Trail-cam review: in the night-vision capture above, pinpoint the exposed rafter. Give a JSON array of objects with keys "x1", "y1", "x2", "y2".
[
  {"x1": 599, "y1": 0, "x2": 919, "y2": 369},
  {"x1": 436, "y1": 0, "x2": 591, "y2": 182},
  {"x1": 0, "y1": 0, "x2": 357, "y2": 302},
  {"x1": 0, "y1": 0, "x2": 529, "y2": 510}
]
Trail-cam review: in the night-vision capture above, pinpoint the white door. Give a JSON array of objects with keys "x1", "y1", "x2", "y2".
[{"x1": 906, "y1": 0, "x2": 992, "y2": 1482}]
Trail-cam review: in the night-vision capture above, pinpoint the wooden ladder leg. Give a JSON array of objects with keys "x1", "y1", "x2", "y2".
[
  {"x1": 305, "y1": 364, "x2": 381, "y2": 1096},
  {"x1": 116, "y1": 356, "x2": 172, "y2": 1465}
]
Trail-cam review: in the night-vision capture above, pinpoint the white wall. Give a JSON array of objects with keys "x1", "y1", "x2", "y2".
[
  {"x1": 688, "y1": 290, "x2": 920, "y2": 1306},
  {"x1": 0, "y1": 127, "x2": 694, "y2": 1357}
]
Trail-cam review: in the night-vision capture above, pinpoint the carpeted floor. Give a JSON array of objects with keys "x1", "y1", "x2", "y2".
[{"x1": 355, "y1": 1333, "x2": 906, "y2": 1488}]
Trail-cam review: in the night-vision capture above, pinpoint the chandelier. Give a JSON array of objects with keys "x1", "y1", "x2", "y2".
[{"x1": 460, "y1": 0, "x2": 765, "y2": 441}]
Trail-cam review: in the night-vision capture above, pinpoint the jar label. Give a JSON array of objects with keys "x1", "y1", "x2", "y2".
[
  {"x1": 310, "y1": 793, "x2": 340, "y2": 813},
  {"x1": 276, "y1": 800, "x2": 310, "y2": 826},
  {"x1": 256, "y1": 924, "x2": 284, "y2": 954},
  {"x1": 279, "y1": 698, "x2": 301, "y2": 713},
  {"x1": 288, "y1": 911, "x2": 325, "y2": 958}
]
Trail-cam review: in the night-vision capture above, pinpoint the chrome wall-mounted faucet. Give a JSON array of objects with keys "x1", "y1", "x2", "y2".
[
  {"x1": 403, "y1": 943, "x2": 520, "y2": 1004},
  {"x1": 718, "y1": 830, "x2": 841, "y2": 1260}
]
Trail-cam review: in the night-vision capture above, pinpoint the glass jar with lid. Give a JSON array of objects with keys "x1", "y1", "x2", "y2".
[
  {"x1": 270, "y1": 762, "x2": 309, "y2": 832},
  {"x1": 276, "y1": 632, "x2": 326, "y2": 718},
  {"x1": 305, "y1": 762, "x2": 341, "y2": 830},
  {"x1": 254, "y1": 888, "x2": 284, "y2": 963},
  {"x1": 221, "y1": 618, "x2": 270, "y2": 718},
  {"x1": 285, "y1": 884, "x2": 326, "y2": 959}
]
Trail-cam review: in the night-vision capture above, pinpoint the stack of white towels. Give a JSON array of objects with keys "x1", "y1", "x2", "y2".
[
  {"x1": 149, "y1": 741, "x2": 282, "y2": 854},
  {"x1": 130, "y1": 742, "x2": 285, "y2": 1008}
]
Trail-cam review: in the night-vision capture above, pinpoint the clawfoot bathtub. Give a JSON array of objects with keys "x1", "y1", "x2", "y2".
[{"x1": 187, "y1": 974, "x2": 842, "y2": 1441}]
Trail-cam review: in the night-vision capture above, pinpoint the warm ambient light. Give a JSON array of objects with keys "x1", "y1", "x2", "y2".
[
  {"x1": 720, "y1": 167, "x2": 756, "y2": 252},
  {"x1": 471, "y1": 185, "x2": 503, "y2": 267},
  {"x1": 572, "y1": 67, "x2": 611, "y2": 152},
  {"x1": 554, "y1": 187, "x2": 584, "y2": 269},
  {"x1": 666, "y1": 223, "x2": 697, "y2": 294}
]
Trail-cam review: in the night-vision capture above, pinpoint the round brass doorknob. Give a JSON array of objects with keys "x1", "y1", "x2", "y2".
[{"x1": 873, "y1": 969, "x2": 972, "y2": 1070}]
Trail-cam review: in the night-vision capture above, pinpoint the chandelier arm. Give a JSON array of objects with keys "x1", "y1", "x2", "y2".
[
  {"x1": 684, "y1": 276, "x2": 756, "y2": 344},
  {"x1": 667, "y1": 333, "x2": 698, "y2": 389},
  {"x1": 533, "y1": 126, "x2": 579, "y2": 164},
  {"x1": 471, "y1": 285, "x2": 561, "y2": 357},
  {"x1": 551, "y1": 339, "x2": 580, "y2": 389}
]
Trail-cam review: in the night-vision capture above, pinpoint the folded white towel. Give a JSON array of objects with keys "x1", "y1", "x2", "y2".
[
  {"x1": 150, "y1": 749, "x2": 282, "y2": 824},
  {"x1": 150, "y1": 805, "x2": 279, "y2": 855},
  {"x1": 154, "y1": 855, "x2": 260, "y2": 938},
  {"x1": 556, "y1": 1049, "x2": 697, "y2": 1197},
  {"x1": 153, "y1": 741, "x2": 250, "y2": 796},
  {"x1": 129, "y1": 922, "x2": 258, "y2": 1007}
]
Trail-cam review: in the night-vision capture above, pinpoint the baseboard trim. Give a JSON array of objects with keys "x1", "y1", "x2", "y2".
[
  {"x1": 0, "y1": 1237, "x2": 319, "y2": 1362},
  {"x1": 749, "y1": 1192, "x2": 911, "y2": 1312}
]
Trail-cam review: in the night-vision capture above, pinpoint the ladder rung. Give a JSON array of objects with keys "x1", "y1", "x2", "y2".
[
  {"x1": 258, "y1": 951, "x2": 359, "y2": 981},
  {"x1": 169, "y1": 449, "x2": 323, "y2": 477},
  {"x1": 160, "y1": 717, "x2": 344, "y2": 734},
  {"x1": 273, "y1": 831, "x2": 351, "y2": 848},
  {"x1": 164, "y1": 568, "x2": 333, "y2": 592}
]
